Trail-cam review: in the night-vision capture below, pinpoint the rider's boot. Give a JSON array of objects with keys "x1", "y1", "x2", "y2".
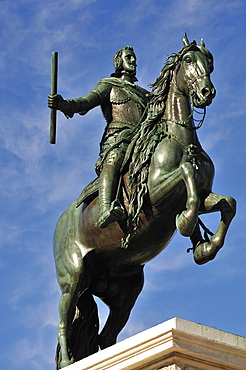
[{"x1": 96, "y1": 163, "x2": 125, "y2": 229}]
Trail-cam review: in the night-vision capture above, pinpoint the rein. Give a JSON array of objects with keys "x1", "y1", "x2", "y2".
[
  {"x1": 189, "y1": 100, "x2": 207, "y2": 130},
  {"x1": 167, "y1": 104, "x2": 206, "y2": 130}
]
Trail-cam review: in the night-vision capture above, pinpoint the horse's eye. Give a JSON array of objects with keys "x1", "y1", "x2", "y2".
[{"x1": 185, "y1": 56, "x2": 192, "y2": 63}]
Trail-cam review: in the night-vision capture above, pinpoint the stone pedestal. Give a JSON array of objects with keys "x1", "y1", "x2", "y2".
[{"x1": 65, "y1": 317, "x2": 246, "y2": 369}]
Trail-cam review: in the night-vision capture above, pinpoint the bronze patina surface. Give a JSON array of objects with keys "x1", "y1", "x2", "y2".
[{"x1": 48, "y1": 35, "x2": 236, "y2": 369}]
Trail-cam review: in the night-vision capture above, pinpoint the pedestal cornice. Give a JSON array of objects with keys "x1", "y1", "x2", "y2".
[{"x1": 64, "y1": 317, "x2": 246, "y2": 370}]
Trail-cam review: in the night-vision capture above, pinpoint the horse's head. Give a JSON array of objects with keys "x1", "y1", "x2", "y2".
[{"x1": 175, "y1": 34, "x2": 216, "y2": 108}]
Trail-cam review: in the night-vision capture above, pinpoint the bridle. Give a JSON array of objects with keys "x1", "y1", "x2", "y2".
[{"x1": 176, "y1": 58, "x2": 212, "y2": 130}]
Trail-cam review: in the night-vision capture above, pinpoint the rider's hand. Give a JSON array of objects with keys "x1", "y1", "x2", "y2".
[{"x1": 48, "y1": 94, "x2": 64, "y2": 110}]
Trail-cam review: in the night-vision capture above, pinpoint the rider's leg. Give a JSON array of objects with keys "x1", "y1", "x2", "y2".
[{"x1": 97, "y1": 149, "x2": 125, "y2": 228}]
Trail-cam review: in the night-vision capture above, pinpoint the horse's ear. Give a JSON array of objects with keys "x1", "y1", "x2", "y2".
[
  {"x1": 183, "y1": 33, "x2": 189, "y2": 46},
  {"x1": 200, "y1": 38, "x2": 205, "y2": 47}
]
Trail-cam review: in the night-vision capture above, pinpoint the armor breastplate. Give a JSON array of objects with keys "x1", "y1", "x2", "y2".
[{"x1": 109, "y1": 85, "x2": 144, "y2": 125}]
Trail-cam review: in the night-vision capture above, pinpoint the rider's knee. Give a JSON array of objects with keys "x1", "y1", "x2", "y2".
[{"x1": 105, "y1": 150, "x2": 124, "y2": 168}]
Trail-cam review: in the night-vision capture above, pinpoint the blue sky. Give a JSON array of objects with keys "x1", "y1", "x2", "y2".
[{"x1": 0, "y1": 1, "x2": 245, "y2": 369}]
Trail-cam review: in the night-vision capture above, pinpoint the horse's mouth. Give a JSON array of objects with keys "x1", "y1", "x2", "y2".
[
  {"x1": 192, "y1": 94, "x2": 214, "y2": 108},
  {"x1": 191, "y1": 85, "x2": 216, "y2": 108}
]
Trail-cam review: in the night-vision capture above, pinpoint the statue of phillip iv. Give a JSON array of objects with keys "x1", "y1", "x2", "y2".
[{"x1": 48, "y1": 46, "x2": 149, "y2": 228}]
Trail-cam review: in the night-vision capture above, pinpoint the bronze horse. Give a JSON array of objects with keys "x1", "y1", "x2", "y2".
[{"x1": 54, "y1": 35, "x2": 236, "y2": 368}]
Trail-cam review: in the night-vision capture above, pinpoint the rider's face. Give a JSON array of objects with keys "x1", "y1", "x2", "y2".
[{"x1": 121, "y1": 50, "x2": 137, "y2": 74}]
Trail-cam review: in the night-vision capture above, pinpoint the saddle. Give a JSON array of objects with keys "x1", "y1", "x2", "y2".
[{"x1": 76, "y1": 177, "x2": 99, "y2": 208}]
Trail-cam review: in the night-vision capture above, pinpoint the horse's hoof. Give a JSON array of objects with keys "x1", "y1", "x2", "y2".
[
  {"x1": 176, "y1": 212, "x2": 196, "y2": 237},
  {"x1": 99, "y1": 333, "x2": 116, "y2": 350},
  {"x1": 193, "y1": 241, "x2": 219, "y2": 265},
  {"x1": 60, "y1": 359, "x2": 74, "y2": 368}
]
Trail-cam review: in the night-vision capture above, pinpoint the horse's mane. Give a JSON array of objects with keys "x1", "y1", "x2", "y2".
[{"x1": 122, "y1": 42, "x2": 213, "y2": 247}]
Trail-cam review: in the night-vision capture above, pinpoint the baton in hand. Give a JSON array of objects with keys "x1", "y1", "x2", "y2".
[{"x1": 50, "y1": 51, "x2": 58, "y2": 144}]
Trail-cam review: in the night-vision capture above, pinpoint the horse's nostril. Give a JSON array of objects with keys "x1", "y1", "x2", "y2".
[{"x1": 201, "y1": 87, "x2": 210, "y2": 96}]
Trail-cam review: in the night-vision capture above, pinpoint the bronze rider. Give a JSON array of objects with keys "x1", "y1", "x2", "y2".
[{"x1": 48, "y1": 46, "x2": 149, "y2": 228}]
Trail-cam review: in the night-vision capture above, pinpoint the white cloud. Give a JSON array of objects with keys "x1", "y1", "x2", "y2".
[{"x1": 10, "y1": 332, "x2": 56, "y2": 370}]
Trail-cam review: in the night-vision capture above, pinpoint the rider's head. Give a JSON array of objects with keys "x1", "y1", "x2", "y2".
[{"x1": 111, "y1": 46, "x2": 137, "y2": 78}]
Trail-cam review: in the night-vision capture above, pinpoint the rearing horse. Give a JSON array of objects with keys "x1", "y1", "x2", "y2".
[{"x1": 54, "y1": 35, "x2": 236, "y2": 369}]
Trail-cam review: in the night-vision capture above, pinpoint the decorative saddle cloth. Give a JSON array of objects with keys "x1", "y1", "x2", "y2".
[{"x1": 76, "y1": 177, "x2": 99, "y2": 208}]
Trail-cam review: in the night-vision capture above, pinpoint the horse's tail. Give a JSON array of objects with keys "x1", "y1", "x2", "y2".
[
  {"x1": 55, "y1": 289, "x2": 99, "y2": 369},
  {"x1": 70, "y1": 289, "x2": 99, "y2": 361}
]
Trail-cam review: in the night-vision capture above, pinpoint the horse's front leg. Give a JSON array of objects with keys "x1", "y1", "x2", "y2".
[
  {"x1": 149, "y1": 161, "x2": 199, "y2": 236},
  {"x1": 193, "y1": 192, "x2": 236, "y2": 264},
  {"x1": 176, "y1": 162, "x2": 200, "y2": 236}
]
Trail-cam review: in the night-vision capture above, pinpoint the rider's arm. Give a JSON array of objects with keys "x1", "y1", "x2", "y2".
[{"x1": 48, "y1": 82, "x2": 111, "y2": 119}]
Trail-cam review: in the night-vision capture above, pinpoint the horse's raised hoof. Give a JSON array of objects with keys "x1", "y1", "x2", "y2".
[
  {"x1": 176, "y1": 212, "x2": 197, "y2": 237},
  {"x1": 193, "y1": 241, "x2": 220, "y2": 265}
]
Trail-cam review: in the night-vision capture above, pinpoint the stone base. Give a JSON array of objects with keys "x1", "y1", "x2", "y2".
[{"x1": 64, "y1": 317, "x2": 246, "y2": 370}]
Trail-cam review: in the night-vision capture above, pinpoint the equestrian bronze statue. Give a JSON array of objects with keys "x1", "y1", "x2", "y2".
[{"x1": 49, "y1": 35, "x2": 236, "y2": 369}]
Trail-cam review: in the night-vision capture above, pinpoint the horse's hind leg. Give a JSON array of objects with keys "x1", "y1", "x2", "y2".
[
  {"x1": 57, "y1": 281, "x2": 81, "y2": 368},
  {"x1": 193, "y1": 192, "x2": 236, "y2": 264},
  {"x1": 56, "y1": 256, "x2": 89, "y2": 368},
  {"x1": 98, "y1": 267, "x2": 144, "y2": 349}
]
